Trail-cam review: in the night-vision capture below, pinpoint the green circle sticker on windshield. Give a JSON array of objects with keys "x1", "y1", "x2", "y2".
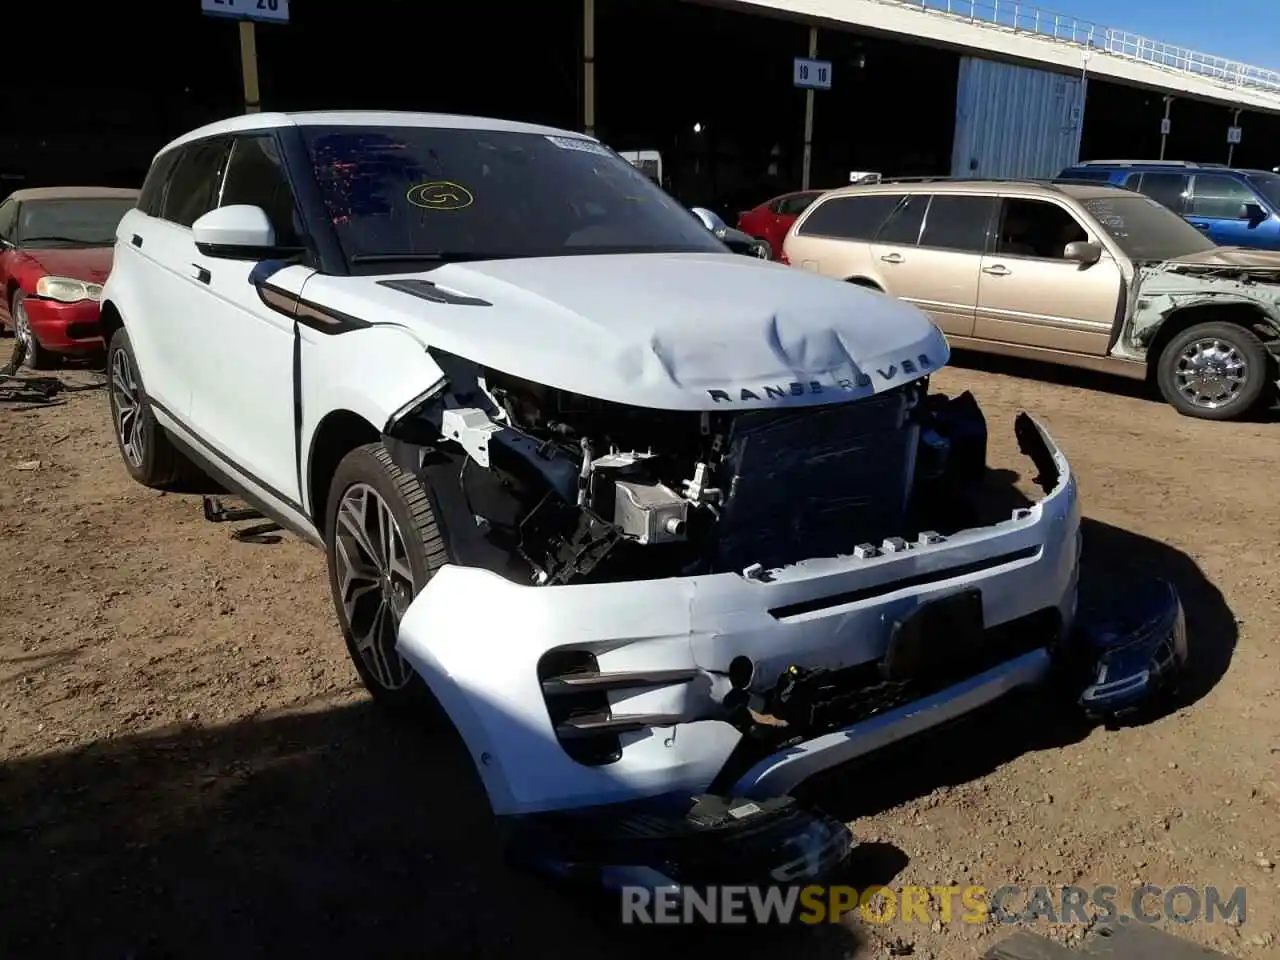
[{"x1": 406, "y1": 181, "x2": 474, "y2": 211}]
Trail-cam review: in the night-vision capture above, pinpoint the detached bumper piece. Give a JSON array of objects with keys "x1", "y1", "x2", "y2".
[
  {"x1": 1076, "y1": 579, "x2": 1187, "y2": 719},
  {"x1": 507, "y1": 794, "x2": 852, "y2": 895}
]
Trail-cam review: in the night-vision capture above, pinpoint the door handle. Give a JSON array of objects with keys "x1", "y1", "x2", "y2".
[
  {"x1": 982, "y1": 264, "x2": 1010, "y2": 277},
  {"x1": 130, "y1": 234, "x2": 143, "y2": 248},
  {"x1": 191, "y1": 264, "x2": 212, "y2": 285},
  {"x1": 880, "y1": 252, "x2": 904, "y2": 264}
]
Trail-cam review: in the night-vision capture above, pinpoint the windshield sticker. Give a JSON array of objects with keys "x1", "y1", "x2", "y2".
[
  {"x1": 406, "y1": 181, "x2": 474, "y2": 211},
  {"x1": 545, "y1": 135, "x2": 613, "y2": 157}
]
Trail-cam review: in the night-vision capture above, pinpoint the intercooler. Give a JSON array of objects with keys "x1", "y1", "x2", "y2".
[{"x1": 713, "y1": 386, "x2": 919, "y2": 573}]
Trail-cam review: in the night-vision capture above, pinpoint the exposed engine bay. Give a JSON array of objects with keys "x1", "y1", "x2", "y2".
[{"x1": 385, "y1": 349, "x2": 993, "y2": 587}]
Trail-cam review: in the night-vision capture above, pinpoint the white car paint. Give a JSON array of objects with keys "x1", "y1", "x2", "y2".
[{"x1": 104, "y1": 110, "x2": 1082, "y2": 822}]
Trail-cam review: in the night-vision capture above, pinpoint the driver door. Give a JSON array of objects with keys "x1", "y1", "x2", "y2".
[{"x1": 973, "y1": 197, "x2": 1121, "y2": 354}]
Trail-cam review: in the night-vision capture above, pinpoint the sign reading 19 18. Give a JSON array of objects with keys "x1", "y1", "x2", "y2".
[
  {"x1": 794, "y1": 57, "x2": 833, "y2": 90},
  {"x1": 201, "y1": 0, "x2": 290, "y2": 24}
]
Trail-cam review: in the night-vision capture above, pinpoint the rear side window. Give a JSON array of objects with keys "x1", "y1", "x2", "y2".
[
  {"x1": 919, "y1": 195, "x2": 996, "y2": 253},
  {"x1": 1134, "y1": 172, "x2": 1189, "y2": 215},
  {"x1": 138, "y1": 150, "x2": 179, "y2": 217},
  {"x1": 778, "y1": 192, "x2": 820, "y2": 216},
  {"x1": 876, "y1": 195, "x2": 928, "y2": 245},
  {"x1": 798, "y1": 194, "x2": 904, "y2": 241},
  {"x1": 220, "y1": 135, "x2": 302, "y2": 247},
  {"x1": 1061, "y1": 168, "x2": 1113, "y2": 182},
  {"x1": 1187, "y1": 174, "x2": 1257, "y2": 220},
  {"x1": 161, "y1": 138, "x2": 231, "y2": 228}
]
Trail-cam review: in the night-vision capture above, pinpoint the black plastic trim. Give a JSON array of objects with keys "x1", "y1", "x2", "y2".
[
  {"x1": 768, "y1": 545, "x2": 1041, "y2": 620},
  {"x1": 378, "y1": 278, "x2": 492, "y2": 307}
]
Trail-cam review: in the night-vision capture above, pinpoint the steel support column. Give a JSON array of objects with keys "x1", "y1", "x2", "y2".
[
  {"x1": 801, "y1": 26, "x2": 818, "y2": 190},
  {"x1": 583, "y1": 0, "x2": 596, "y2": 136}
]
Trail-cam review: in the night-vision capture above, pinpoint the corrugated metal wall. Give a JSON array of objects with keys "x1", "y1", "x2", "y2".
[{"x1": 950, "y1": 57, "x2": 1085, "y2": 179}]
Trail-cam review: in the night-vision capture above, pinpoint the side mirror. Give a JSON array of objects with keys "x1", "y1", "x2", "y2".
[
  {"x1": 1242, "y1": 202, "x2": 1268, "y2": 228},
  {"x1": 690, "y1": 206, "x2": 728, "y2": 236},
  {"x1": 192, "y1": 205, "x2": 277, "y2": 259},
  {"x1": 1063, "y1": 240, "x2": 1102, "y2": 266}
]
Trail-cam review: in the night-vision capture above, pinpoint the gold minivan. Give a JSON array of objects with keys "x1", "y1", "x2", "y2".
[{"x1": 782, "y1": 179, "x2": 1280, "y2": 421}]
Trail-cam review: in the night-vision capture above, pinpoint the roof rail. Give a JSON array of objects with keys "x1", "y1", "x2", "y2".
[
  {"x1": 1077, "y1": 159, "x2": 1199, "y2": 167},
  {"x1": 875, "y1": 176, "x2": 1062, "y2": 186}
]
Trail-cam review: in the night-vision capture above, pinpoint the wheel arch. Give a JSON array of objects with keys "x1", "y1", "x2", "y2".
[
  {"x1": 305, "y1": 408, "x2": 382, "y2": 535},
  {"x1": 99, "y1": 300, "x2": 125, "y2": 345},
  {"x1": 845, "y1": 276, "x2": 884, "y2": 292},
  {"x1": 1144, "y1": 302, "x2": 1280, "y2": 382}
]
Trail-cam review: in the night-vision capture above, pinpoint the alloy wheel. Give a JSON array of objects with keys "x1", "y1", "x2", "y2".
[
  {"x1": 110, "y1": 348, "x2": 145, "y2": 469},
  {"x1": 13, "y1": 302, "x2": 34, "y2": 366},
  {"x1": 333, "y1": 482, "x2": 417, "y2": 691},
  {"x1": 1174, "y1": 337, "x2": 1248, "y2": 411}
]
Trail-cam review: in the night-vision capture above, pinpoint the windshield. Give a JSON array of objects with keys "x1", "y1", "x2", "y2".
[
  {"x1": 18, "y1": 198, "x2": 136, "y2": 247},
  {"x1": 300, "y1": 126, "x2": 724, "y2": 269},
  {"x1": 1080, "y1": 194, "x2": 1217, "y2": 261},
  {"x1": 1248, "y1": 173, "x2": 1280, "y2": 209}
]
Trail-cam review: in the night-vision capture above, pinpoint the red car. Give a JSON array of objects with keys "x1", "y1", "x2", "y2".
[
  {"x1": 0, "y1": 186, "x2": 139, "y2": 368},
  {"x1": 736, "y1": 190, "x2": 825, "y2": 259}
]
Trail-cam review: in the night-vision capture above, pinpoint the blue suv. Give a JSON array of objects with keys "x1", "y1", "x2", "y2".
[{"x1": 1058, "y1": 161, "x2": 1280, "y2": 251}]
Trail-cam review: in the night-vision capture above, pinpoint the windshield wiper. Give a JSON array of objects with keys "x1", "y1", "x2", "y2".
[{"x1": 350, "y1": 251, "x2": 514, "y2": 264}]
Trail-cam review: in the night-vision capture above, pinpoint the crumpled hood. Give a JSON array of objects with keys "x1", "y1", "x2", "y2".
[
  {"x1": 1164, "y1": 246, "x2": 1280, "y2": 270},
  {"x1": 305, "y1": 252, "x2": 948, "y2": 411},
  {"x1": 21, "y1": 246, "x2": 114, "y2": 283}
]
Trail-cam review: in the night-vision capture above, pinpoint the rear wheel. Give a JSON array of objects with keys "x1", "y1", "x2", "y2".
[
  {"x1": 1155, "y1": 321, "x2": 1269, "y2": 420},
  {"x1": 10, "y1": 291, "x2": 55, "y2": 370},
  {"x1": 324, "y1": 442, "x2": 452, "y2": 713}
]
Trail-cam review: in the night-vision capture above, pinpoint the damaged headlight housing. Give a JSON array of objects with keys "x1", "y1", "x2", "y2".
[{"x1": 1078, "y1": 579, "x2": 1187, "y2": 717}]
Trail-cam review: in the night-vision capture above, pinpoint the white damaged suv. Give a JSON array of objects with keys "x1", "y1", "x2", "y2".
[{"x1": 103, "y1": 112, "x2": 1186, "y2": 889}]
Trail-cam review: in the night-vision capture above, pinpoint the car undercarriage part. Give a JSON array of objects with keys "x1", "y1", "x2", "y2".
[
  {"x1": 384, "y1": 353, "x2": 993, "y2": 588},
  {"x1": 202, "y1": 495, "x2": 283, "y2": 544},
  {"x1": 505, "y1": 793, "x2": 853, "y2": 894},
  {"x1": 0, "y1": 337, "x2": 66, "y2": 406}
]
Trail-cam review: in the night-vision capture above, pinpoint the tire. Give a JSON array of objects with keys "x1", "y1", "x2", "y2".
[
  {"x1": 106, "y1": 326, "x2": 186, "y2": 488},
  {"x1": 1155, "y1": 321, "x2": 1269, "y2": 421},
  {"x1": 10, "y1": 290, "x2": 56, "y2": 370},
  {"x1": 324, "y1": 442, "x2": 452, "y2": 713}
]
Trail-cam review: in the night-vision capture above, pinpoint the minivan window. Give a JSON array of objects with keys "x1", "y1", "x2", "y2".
[
  {"x1": 1081, "y1": 195, "x2": 1216, "y2": 262},
  {"x1": 1134, "y1": 172, "x2": 1189, "y2": 215},
  {"x1": 919, "y1": 195, "x2": 996, "y2": 253},
  {"x1": 875, "y1": 194, "x2": 927, "y2": 245},
  {"x1": 220, "y1": 135, "x2": 301, "y2": 246},
  {"x1": 162, "y1": 139, "x2": 231, "y2": 228},
  {"x1": 797, "y1": 194, "x2": 903, "y2": 241},
  {"x1": 300, "y1": 126, "x2": 723, "y2": 269},
  {"x1": 1188, "y1": 174, "x2": 1257, "y2": 220}
]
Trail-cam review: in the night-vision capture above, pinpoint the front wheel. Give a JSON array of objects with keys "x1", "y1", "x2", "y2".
[
  {"x1": 11, "y1": 291, "x2": 55, "y2": 370},
  {"x1": 324, "y1": 443, "x2": 451, "y2": 713},
  {"x1": 106, "y1": 327, "x2": 187, "y2": 487},
  {"x1": 1155, "y1": 322, "x2": 1269, "y2": 421}
]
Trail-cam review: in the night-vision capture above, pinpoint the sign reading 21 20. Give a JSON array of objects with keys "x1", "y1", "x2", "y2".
[{"x1": 201, "y1": 0, "x2": 290, "y2": 24}]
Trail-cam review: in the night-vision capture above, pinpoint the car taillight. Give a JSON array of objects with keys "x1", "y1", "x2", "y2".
[{"x1": 779, "y1": 250, "x2": 791, "y2": 265}]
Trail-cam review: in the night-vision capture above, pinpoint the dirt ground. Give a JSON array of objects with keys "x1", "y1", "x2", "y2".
[{"x1": 1, "y1": 350, "x2": 1278, "y2": 960}]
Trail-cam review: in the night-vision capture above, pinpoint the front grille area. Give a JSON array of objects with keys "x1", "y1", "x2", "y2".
[{"x1": 714, "y1": 385, "x2": 920, "y2": 572}]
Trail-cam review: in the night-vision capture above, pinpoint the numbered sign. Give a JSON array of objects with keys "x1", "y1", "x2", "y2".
[
  {"x1": 794, "y1": 58, "x2": 833, "y2": 91},
  {"x1": 1160, "y1": 118, "x2": 1171, "y2": 136},
  {"x1": 1227, "y1": 126, "x2": 1243, "y2": 145},
  {"x1": 201, "y1": 0, "x2": 290, "y2": 24}
]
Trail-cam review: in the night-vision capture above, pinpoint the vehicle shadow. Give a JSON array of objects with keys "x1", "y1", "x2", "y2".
[
  {"x1": 948, "y1": 348, "x2": 1280, "y2": 421},
  {"x1": 800, "y1": 515, "x2": 1236, "y2": 824},
  {"x1": 0, "y1": 700, "x2": 863, "y2": 960}
]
